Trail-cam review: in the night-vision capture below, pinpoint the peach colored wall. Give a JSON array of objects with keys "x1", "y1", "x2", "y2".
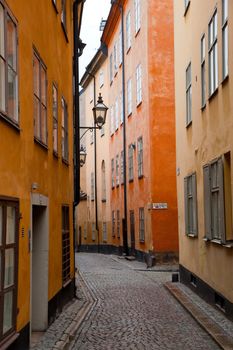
[{"x1": 175, "y1": 0, "x2": 233, "y2": 301}]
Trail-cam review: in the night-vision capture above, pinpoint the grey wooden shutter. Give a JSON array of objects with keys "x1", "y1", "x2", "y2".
[
  {"x1": 192, "y1": 173, "x2": 198, "y2": 236},
  {"x1": 184, "y1": 177, "x2": 188, "y2": 234},
  {"x1": 203, "y1": 164, "x2": 212, "y2": 240},
  {"x1": 218, "y1": 157, "x2": 226, "y2": 243}
]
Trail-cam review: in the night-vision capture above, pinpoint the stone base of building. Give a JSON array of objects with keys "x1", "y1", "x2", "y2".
[
  {"x1": 180, "y1": 264, "x2": 233, "y2": 321},
  {"x1": 78, "y1": 244, "x2": 178, "y2": 266}
]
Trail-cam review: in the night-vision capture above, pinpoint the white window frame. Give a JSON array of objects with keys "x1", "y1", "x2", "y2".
[
  {"x1": 136, "y1": 64, "x2": 142, "y2": 106},
  {"x1": 201, "y1": 35, "x2": 206, "y2": 108},
  {"x1": 137, "y1": 137, "x2": 143, "y2": 178},
  {"x1": 186, "y1": 62, "x2": 192, "y2": 126},
  {"x1": 91, "y1": 172, "x2": 95, "y2": 201},
  {"x1": 127, "y1": 78, "x2": 132, "y2": 116},
  {"x1": 99, "y1": 70, "x2": 104, "y2": 88},
  {"x1": 116, "y1": 154, "x2": 119, "y2": 186},
  {"x1": 119, "y1": 31, "x2": 123, "y2": 66},
  {"x1": 184, "y1": 173, "x2": 198, "y2": 236},
  {"x1": 110, "y1": 105, "x2": 114, "y2": 135},
  {"x1": 115, "y1": 97, "x2": 119, "y2": 130},
  {"x1": 222, "y1": 0, "x2": 228, "y2": 80},
  {"x1": 139, "y1": 208, "x2": 145, "y2": 242},
  {"x1": 134, "y1": 0, "x2": 141, "y2": 34},
  {"x1": 103, "y1": 222, "x2": 107, "y2": 242},
  {"x1": 111, "y1": 158, "x2": 115, "y2": 188},
  {"x1": 126, "y1": 11, "x2": 131, "y2": 51},
  {"x1": 128, "y1": 145, "x2": 134, "y2": 181},
  {"x1": 208, "y1": 10, "x2": 218, "y2": 96}
]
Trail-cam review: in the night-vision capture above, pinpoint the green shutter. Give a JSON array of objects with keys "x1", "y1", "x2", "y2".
[
  {"x1": 218, "y1": 157, "x2": 226, "y2": 243},
  {"x1": 203, "y1": 164, "x2": 212, "y2": 240},
  {"x1": 192, "y1": 173, "x2": 198, "y2": 236}
]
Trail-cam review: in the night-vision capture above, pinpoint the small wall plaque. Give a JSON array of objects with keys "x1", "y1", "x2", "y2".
[{"x1": 152, "y1": 203, "x2": 168, "y2": 210}]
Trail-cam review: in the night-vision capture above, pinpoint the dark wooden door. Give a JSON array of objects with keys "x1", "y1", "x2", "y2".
[{"x1": 130, "y1": 210, "x2": 135, "y2": 255}]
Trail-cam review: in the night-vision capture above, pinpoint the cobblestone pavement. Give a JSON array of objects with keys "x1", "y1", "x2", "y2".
[{"x1": 70, "y1": 253, "x2": 220, "y2": 350}]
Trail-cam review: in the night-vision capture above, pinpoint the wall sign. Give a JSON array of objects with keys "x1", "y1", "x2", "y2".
[{"x1": 152, "y1": 203, "x2": 168, "y2": 210}]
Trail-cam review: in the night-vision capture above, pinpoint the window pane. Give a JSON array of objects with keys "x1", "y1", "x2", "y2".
[
  {"x1": 4, "y1": 248, "x2": 14, "y2": 288},
  {"x1": 41, "y1": 67, "x2": 46, "y2": 106},
  {"x1": 223, "y1": 26, "x2": 228, "y2": 78},
  {"x1": 7, "y1": 16, "x2": 17, "y2": 70},
  {"x1": 41, "y1": 105, "x2": 47, "y2": 144},
  {"x1": 0, "y1": 4, "x2": 4, "y2": 58},
  {"x1": 34, "y1": 96, "x2": 40, "y2": 139},
  {"x1": 33, "y1": 55, "x2": 40, "y2": 97},
  {"x1": 3, "y1": 291, "x2": 13, "y2": 334},
  {"x1": 6, "y1": 207, "x2": 15, "y2": 244},
  {"x1": 7, "y1": 67, "x2": 18, "y2": 121},
  {"x1": 223, "y1": 0, "x2": 228, "y2": 22},
  {"x1": 0, "y1": 58, "x2": 5, "y2": 112}
]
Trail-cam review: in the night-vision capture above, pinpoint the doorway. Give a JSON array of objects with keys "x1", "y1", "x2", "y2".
[
  {"x1": 31, "y1": 203, "x2": 48, "y2": 332},
  {"x1": 130, "y1": 210, "x2": 135, "y2": 256}
]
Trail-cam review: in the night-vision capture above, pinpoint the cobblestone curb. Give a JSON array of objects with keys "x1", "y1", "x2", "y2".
[{"x1": 165, "y1": 282, "x2": 233, "y2": 350}]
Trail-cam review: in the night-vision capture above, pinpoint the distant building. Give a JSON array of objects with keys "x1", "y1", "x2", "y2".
[
  {"x1": 78, "y1": 0, "x2": 178, "y2": 262},
  {"x1": 0, "y1": 0, "x2": 84, "y2": 348},
  {"x1": 174, "y1": 0, "x2": 233, "y2": 319}
]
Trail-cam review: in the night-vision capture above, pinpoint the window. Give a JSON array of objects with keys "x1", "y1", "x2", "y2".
[
  {"x1": 91, "y1": 172, "x2": 95, "y2": 200},
  {"x1": 201, "y1": 35, "x2": 206, "y2": 108},
  {"x1": 139, "y1": 208, "x2": 145, "y2": 242},
  {"x1": 119, "y1": 31, "x2": 123, "y2": 65},
  {"x1": 99, "y1": 70, "x2": 104, "y2": 88},
  {"x1": 101, "y1": 161, "x2": 106, "y2": 201},
  {"x1": 184, "y1": 173, "x2": 198, "y2": 236},
  {"x1": 121, "y1": 150, "x2": 124, "y2": 185},
  {"x1": 111, "y1": 159, "x2": 115, "y2": 188},
  {"x1": 184, "y1": 0, "x2": 190, "y2": 13},
  {"x1": 128, "y1": 145, "x2": 134, "y2": 181},
  {"x1": 109, "y1": 53, "x2": 113, "y2": 83},
  {"x1": 103, "y1": 222, "x2": 107, "y2": 242},
  {"x1": 137, "y1": 137, "x2": 143, "y2": 178},
  {"x1": 0, "y1": 200, "x2": 18, "y2": 344},
  {"x1": 134, "y1": 0, "x2": 141, "y2": 33},
  {"x1": 61, "y1": 0, "x2": 67, "y2": 32},
  {"x1": 126, "y1": 11, "x2": 131, "y2": 51},
  {"x1": 114, "y1": 42, "x2": 118, "y2": 74},
  {"x1": 120, "y1": 91, "x2": 123, "y2": 124},
  {"x1": 90, "y1": 122, "x2": 94, "y2": 144},
  {"x1": 127, "y1": 78, "x2": 132, "y2": 116},
  {"x1": 62, "y1": 206, "x2": 70, "y2": 285},
  {"x1": 110, "y1": 106, "x2": 114, "y2": 136},
  {"x1": 0, "y1": 3, "x2": 18, "y2": 124},
  {"x1": 52, "y1": 84, "x2": 58, "y2": 154},
  {"x1": 92, "y1": 223, "x2": 95, "y2": 241},
  {"x1": 112, "y1": 211, "x2": 115, "y2": 237},
  {"x1": 204, "y1": 157, "x2": 225, "y2": 241},
  {"x1": 186, "y1": 62, "x2": 192, "y2": 125},
  {"x1": 61, "y1": 97, "x2": 68, "y2": 161},
  {"x1": 222, "y1": 0, "x2": 228, "y2": 79},
  {"x1": 115, "y1": 98, "x2": 119, "y2": 130},
  {"x1": 136, "y1": 64, "x2": 142, "y2": 106},
  {"x1": 116, "y1": 155, "x2": 120, "y2": 186},
  {"x1": 209, "y1": 11, "x2": 218, "y2": 96},
  {"x1": 84, "y1": 222, "x2": 87, "y2": 240},
  {"x1": 117, "y1": 210, "x2": 120, "y2": 238},
  {"x1": 33, "y1": 51, "x2": 47, "y2": 144}
]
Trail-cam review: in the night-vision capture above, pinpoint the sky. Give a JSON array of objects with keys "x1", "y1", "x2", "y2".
[{"x1": 80, "y1": 0, "x2": 111, "y2": 78}]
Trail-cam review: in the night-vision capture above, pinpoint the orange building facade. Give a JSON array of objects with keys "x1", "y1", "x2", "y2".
[
  {"x1": 0, "y1": 0, "x2": 83, "y2": 348},
  {"x1": 78, "y1": 0, "x2": 178, "y2": 262}
]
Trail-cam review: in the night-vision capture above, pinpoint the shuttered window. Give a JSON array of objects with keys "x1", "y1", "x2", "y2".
[
  {"x1": 186, "y1": 62, "x2": 192, "y2": 125},
  {"x1": 203, "y1": 158, "x2": 225, "y2": 242},
  {"x1": 103, "y1": 222, "x2": 107, "y2": 242},
  {"x1": 184, "y1": 173, "x2": 198, "y2": 236},
  {"x1": 62, "y1": 206, "x2": 70, "y2": 285},
  {"x1": 112, "y1": 211, "x2": 115, "y2": 237}
]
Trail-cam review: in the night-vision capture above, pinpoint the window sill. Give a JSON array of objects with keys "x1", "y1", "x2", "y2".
[
  {"x1": 135, "y1": 27, "x2": 141, "y2": 38},
  {"x1": 91, "y1": 199, "x2": 95, "y2": 202},
  {"x1": 139, "y1": 240, "x2": 145, "y2": 244},
  {"x1": 0, "y1": 112, "x2": 20, "y2": 132},
  {"x1": 208, "y1": 87, "x2": 218, "y2": 102},
  {"x1": 186, "y1": 120, "x2": 192, "y2": 128},
  {"x1": 0, "y1": 332, "x2": 19, "y2": 350},
  {"x1": 201, "y1": 103, "x2": 206, "y2": 111},
  {"x1": 53, "y1": 151, "x2": 59, "y2": 159},
  {"x1": 34, "y1": 137, "x2": 48, "y2": 151},
  {"x1": 138, "y1": 174, "x2": 144, "y2": 180},
  {"x1": 136, "y1": 101, "x2": 142, "y2": 108},
  {"x1": 110, "y1": 80, "x2": 113, "y2": 87},
  {"x1": 62, "y1": 158, "x2": 69, "y2": 166},
  {"x1": 61, "y1": 23, "x2": 69, "y2": 43},
  {"x1": 119, "y1": 62, "x2": 123, "y2": 68},
  {"x1": 114, "y1": 70, "x2": 118, "y2": 78},
  {"x1": 111, "y1": 186, "x2": 115, "y2": 190},
  {"x1": 102, "y1": 199, "x2": 106, "y2": 203},
  {"x1": 222, "y1": 74, "x2": 229, "y2": 86},
  {"x1": 116, "y1": 183, "x2": 120, "y2": 188},
  {"x1": 126, "y1": 46, "x2": 131, "y2": 55},
  {"x1": 128, "y1": 112, "x2": 132, "y2": 118},
  {"x1": 203, "y1": 237, "x2": 233, "y2": 248},
  {"x1": 129, "y1": 179, "x2": 134, "y2": 183},
  {"x1": 187, "y1": 233, "x2": 197, "y2": 238},
  {"x1": 184, "y1": 1, "x2": 190, "y2": 16},
  {"x1": 52, "y1": 0, "x2": 58, "y2": 13}
]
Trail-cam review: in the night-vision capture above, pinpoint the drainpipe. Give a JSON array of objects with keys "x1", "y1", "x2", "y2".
[
  {"x1": 73, "y1": 0, "x2": 85, "y2": 292},
  {"x1": 112, "y1": 0, "x2": 129, "y2": 255}
]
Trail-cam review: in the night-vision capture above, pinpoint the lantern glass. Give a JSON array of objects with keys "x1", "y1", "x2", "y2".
[
  {"x1": 92, "y1": 93, "x2": 108, "y2": 128},
  {"x1": 80, "y1": 145, "x2": 87, "y2": 167}
]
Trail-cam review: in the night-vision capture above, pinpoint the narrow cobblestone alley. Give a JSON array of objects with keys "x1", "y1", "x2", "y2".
[{"x1": 69, "y1": 253, "x2": 220, "y2": 350}]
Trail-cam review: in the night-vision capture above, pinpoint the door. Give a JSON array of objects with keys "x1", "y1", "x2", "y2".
[
  {"x1": 130, "y1": 210, "x2": 135, "y2": 255},
  {"x1": 31, "y1": 204, "x2": 48, "y2": 331}
]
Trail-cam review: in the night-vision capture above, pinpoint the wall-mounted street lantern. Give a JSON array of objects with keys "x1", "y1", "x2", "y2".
[
  {"x1": 80, "y1": 145, "x2": 87, "y2": 167},
  {"x1": 92, "y1": 93, "x2": 108, "y2": 128}
]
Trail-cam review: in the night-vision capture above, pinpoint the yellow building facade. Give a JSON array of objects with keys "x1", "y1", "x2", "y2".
[
  {"x1": 175, "y1": 0, "x2": 233, "y2": 319},
  {"x1": 0, "y1": 0, "x2": 82, "y2": 348}
]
